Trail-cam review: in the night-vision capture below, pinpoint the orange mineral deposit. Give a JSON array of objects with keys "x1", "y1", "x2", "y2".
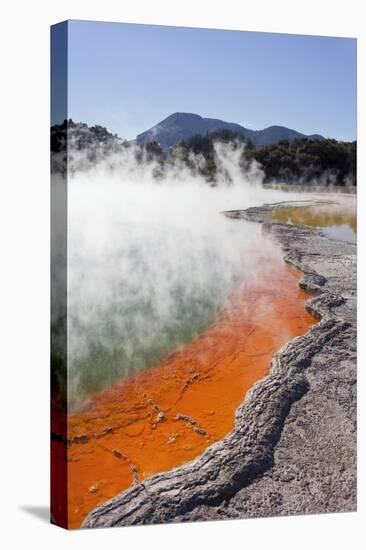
[{"x1": 52, "y1": 256, "x2": 316, "y2": 528}]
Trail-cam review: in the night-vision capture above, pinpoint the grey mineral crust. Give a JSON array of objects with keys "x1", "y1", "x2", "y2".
[{"x1": 82, "y1": 200, "x2": 356, "y2": 528}]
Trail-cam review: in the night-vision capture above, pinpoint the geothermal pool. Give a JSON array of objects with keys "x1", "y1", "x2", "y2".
[
  {"x1": 66, "y1": 215, "x2": 270, "y2": 410},
  {"x1": 56, "y1": 251, "x2": 316, "y2": 528}
]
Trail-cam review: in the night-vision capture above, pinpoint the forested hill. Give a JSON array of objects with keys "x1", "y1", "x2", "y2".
[
  {"x1": 51, "y1": 119, "x2": 122, "y2": 154},
  {"x1": 51, "y1": 119, "x2": 124, "y2": 173},
  {"x1": 135, "y1": 112, "x2": 325, "y2": 150},
  {"x1": 245, "y1": 138, "x2": 356, "y2": 186},
  {"x1": 170, "y1": 131, "x2": 356, "y2": 186},
  {"x1": 51, "y1": 120, "x2": 356, "y2": 186}
]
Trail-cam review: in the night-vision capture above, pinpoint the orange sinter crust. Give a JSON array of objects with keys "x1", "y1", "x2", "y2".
[{"x1": 53, "y1": 257, "x2": 316, "y2": 528}]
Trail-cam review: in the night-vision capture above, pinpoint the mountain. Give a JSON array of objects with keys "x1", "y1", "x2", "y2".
[{"x1": 136, "y1": 113, "x2": 324, "y2": 150}]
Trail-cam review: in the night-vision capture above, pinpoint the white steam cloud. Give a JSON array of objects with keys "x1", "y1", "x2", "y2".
[{"x1": 66, "y1": 141, "x2": 302, "y2": 410}]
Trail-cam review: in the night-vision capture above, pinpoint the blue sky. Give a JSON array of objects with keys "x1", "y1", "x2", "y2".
[{"x1": 62, "y1": 20, "x2": 356, "y2": 141}]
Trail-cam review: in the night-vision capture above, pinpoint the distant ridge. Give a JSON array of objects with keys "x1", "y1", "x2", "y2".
[{"x1": 136, "y1": 112, "x2": 325, "y2": 150}]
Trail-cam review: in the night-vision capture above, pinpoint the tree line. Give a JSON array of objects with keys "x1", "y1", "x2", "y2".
[
  {"x1": 51, "y1": 120, "x2": 356, "y2": 186},
  {"x1": 171, "y1": 130, "x2": 356, "y2": 186}
]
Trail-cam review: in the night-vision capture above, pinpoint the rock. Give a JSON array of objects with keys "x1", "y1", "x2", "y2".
[
  {"x1": 112, "y1": 450, "x2": 126, "y2": 460},
  {"x1": 130, "y1": 464, "x2": 139, "y2": 485},
  {"x1": 72, "y1": 434, "x2": 89, "y2": 444},
  {"x1": 94, "y1": 427, "x2": 113, "y2": 439},
  {"x1": 156, "y1": 411, "x2": 166, "y2": 423},
  {"x1": 193, "y1": 426, "x2": 206, "y2": 436},
  {"x1": 167, "y1": 433, "x2": 177, "y2": 444},
  {"x1": 175, "y1": 414, "x2": 197, "y2": 425}
]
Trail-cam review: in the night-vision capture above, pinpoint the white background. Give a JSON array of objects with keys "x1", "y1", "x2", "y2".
[{"x1": 0, "y1": 1, "x2": 364, "y2": 548}]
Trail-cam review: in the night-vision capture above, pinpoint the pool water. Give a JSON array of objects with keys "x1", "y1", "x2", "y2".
[{"x1": 270, "y1": 203, "x2": 356, "y2": 243}]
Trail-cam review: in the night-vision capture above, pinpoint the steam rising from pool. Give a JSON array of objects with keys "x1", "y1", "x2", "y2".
[{"x1": 66, "y1": 142, "x2": 300, "y2": 410}]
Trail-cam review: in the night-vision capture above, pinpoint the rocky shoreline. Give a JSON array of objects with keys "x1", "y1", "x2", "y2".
[{"x1": 82, "y1": 200, "x2": 356, "y2": 528}]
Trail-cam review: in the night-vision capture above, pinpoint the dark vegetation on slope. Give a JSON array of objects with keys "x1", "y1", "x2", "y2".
[
  {"x1": 136, "y1": 112, "x2": 325, "y2": 150},
  {"x1": 246, "y1": 138, "x2": 356, "y2": 186},
  {"x1": 51, "y1": 119, "x2": 356, "y2": 186},
  {"x1": 51, "y1": 119, "x2": 124, "y2": 174}
]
